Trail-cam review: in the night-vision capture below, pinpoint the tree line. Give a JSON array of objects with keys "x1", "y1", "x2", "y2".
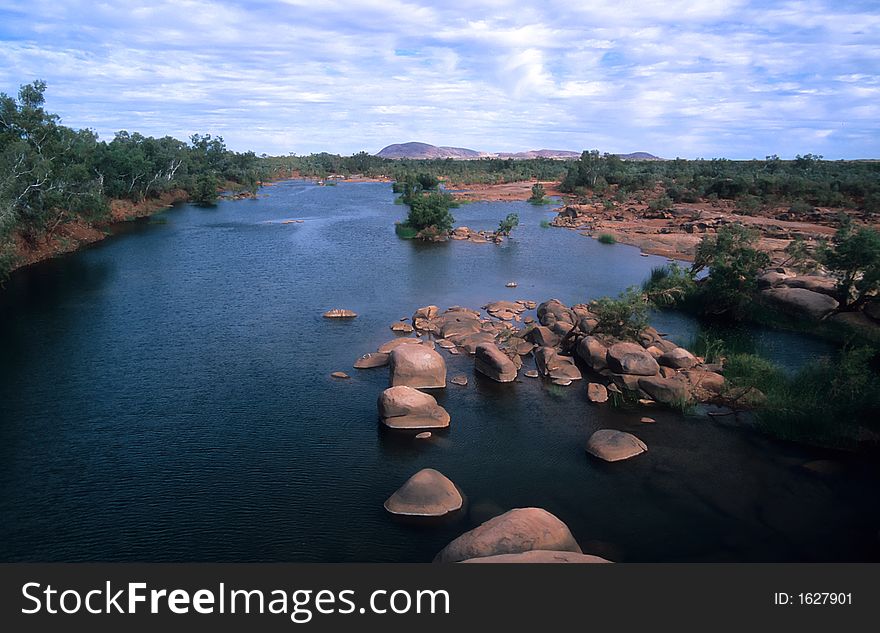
[{"x1": 1, "y1": 81, "x2": 264, "y2": 280}]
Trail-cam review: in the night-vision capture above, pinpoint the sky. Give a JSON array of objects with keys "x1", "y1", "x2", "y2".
[{"x1": 0, "y1": 0, "x2": 878, "y2": 159}]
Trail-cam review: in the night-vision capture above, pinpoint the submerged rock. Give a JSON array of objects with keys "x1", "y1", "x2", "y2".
[
  {"x1": 378, "y1": 386, "x2": 450, "y2": 429},
  {"x1": 384, "y1": 468, "x2": 463, "y2": 517},
  {"x1": 586, "y1": 429, "x2": 647, "y2": 462},
  {"x1": 331, "y1": 371, "x2": 350, "y2": 379},
  {"x1": 389, "y1": 345, "x2": 447, "y2": 388},
  {"x1": 451, "y1": 374, "x2": 469, "y2": 386},
  {"x1": 323, "y1": 309, "x2": 357, "y2": 318},
  {"x1": 415, "y1": 431, "x2": 432, "y2": 440},
  {"x1": 354, "y1": 352, "x2": 390, "y2": 369},
  {"x1": 434, "y1": 508, "x2": 582, "y2": 563}
]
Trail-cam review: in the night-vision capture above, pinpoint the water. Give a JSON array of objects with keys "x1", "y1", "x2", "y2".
[{"x1": 0, "y1": 180, "x2": 877, "y2": 562}]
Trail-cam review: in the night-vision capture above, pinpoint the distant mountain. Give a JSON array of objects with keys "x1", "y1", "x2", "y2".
[
  {"x1": 375, "y1": 142, "x2": 661, "y2": 161},
  {"x1": 617, "y1": 152, "x2": 661, "y2": 161},
  {"x1": 496, "y1": 149, "x2": 582, "y2": 159},
  {"x1": 376, "y1": 142, "x2": 486, "y2": 160}
]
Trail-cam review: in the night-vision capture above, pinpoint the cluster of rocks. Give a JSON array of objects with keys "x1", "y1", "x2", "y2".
[
  {"x1": 450, "y1": 226, "x2": 504, "y2": 244},
  {"x1": 345, "y1": 296, "x2": 734, "y2": 561},
  {"x1": 757, "y1": 268, "x2": 841, "y2": 321}
]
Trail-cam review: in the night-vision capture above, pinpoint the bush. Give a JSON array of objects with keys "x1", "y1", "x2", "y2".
[
  {"x1": 590, "y1": 287, "x2": 648, "y2": 341},
  {"x1": 642, "y1": 263, "x2": 696, "y2": 307},
  {"x1": 724, "y1": 347, "x2": 880, "y2": 449},
  {"x1": 528, "y1": 183, "x2": 546, "y2": 204},
  {"x1": 405, "y1": 191, "x2": 457, "y2": 233},
  {"x1": 597, "y1": 233, "x2": 616, "y2": 244},
  {"x1": 648, "y1": 195, "x2": 673, "y2": 212},
  {"x1": 692, "y1": 223, "x2": 770, "y2": 319},
  {"x1": 820, "y1": 215, "x2": 880, "y2": 309},
  {"x1": 191, "y1": 173, "x2": 219, "y2": 205},
  {"x1": 497, "y1": 213, "x2": 519, "y2": 236}
]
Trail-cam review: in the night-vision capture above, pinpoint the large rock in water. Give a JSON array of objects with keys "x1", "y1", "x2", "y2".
[
  {"x1": 534, "y1": 347, "x2": 582, "y2": 381},
  {"x1": 637, "y1": 375, "x2": 690, "y2": 405},
  {"x1": 658, "y1": 347, "x2": 698, "y2": 370},
  {"x1": 378, "y1": 386, "x2": 450, "y2": 429},
  {"x1": 587, "y1": 383, "x2": 608, "y2": 403},
  {"x1": 606, "y1": 342, "x2": 660, "y2": 376},
  {"x1": 378, "y1": 338, "x2": 423, "y2": 354},
  {"x1": 525, "y1": 325, "x2": 560, "y2": 348},
  {"x1": 384, "y1": 469, "x2": 462, "y2": 516},
  {"x1": 474, "y1": 343, "x2": 517, "y2": 382},
  {"x1": 577, "y1": 336, "x2": 608, "y2": 371},
  {"x1": 760, "y1": 287, "x2": 839, "y2": 321},
  {"x1": 460, "y1": 551, "x2": 611, "y2": 564},
  {"x1": 586, "y1": 429, "x2": 647, "y2": 462},
  {"x1": 389, "y1": 345, "x2": 447, "y2": 388},
  {"x1": 434, "y1": 508, "x2": 582, "y2": 563},
  {"x1": 537, "y1": 299, "x2": 577, "y2": 328}
]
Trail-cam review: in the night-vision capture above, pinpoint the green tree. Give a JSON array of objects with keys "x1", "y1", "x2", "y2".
[
  {"x1": 528, "y1": 183, "x2": 546, "y2": 203},
  {"x1": 691, "y1": 223, "x2": 770, "y2": 319},
  {"x1": 821, "y1": 216, "x2": 880, "y2": 310},
  {"x1": 191, "y1": 173, "x2": 219, "y2": 206},
  {"x1": 405, "y1": 191, "x2": 456, "y2": 233},
  {"x1": 497, "y1": 213, "x2": 519, "y2": 236}
]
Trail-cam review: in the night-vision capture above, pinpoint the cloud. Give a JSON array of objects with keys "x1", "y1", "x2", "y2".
[{"x1": 0, "y1": 0, "x2": 877, "y2": 158}]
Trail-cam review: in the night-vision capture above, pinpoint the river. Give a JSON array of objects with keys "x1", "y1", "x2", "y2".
[{"x1": 0, "y1": 179, "x2": 877, "y2": 562}]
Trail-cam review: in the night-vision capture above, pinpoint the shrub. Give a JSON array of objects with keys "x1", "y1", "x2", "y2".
[
  {"x1": 528, "y1": 183, "x2": 546, "y2": 204},
  {"x1": 597, "y1": 233, "x2": 616, "y2": 244},
  {"x1": 642, "y1": 263, "x2": 696, "y2": 307},
  {"x1": 724, "y1": 347, "x2": 880, "y2": 449},
  {"x1": 405, "y1": 191, "x2": 457, "y2": 233},
  {"x1": 648, "y1": 195, "x2": 673, "y2": 212},
  {"x1": 692, "y1": 223, "x2": 771, "y2": 319},
  {"x1": 590, "y1": 287, "x2": 648, "y2": 341},
  {"x1": 497, "y1": 213, "x2": 519, "y2": 236}
]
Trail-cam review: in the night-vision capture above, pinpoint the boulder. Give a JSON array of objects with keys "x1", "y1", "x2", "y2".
[
  {"x1": 537, "y1": 299, "x2": 577, "y2": 328},
  {"x1": 378, "y1": 338, "x2": 423, "y2": 354},
  {"x1": 637, "y1": 375, "x2": 690, "y2": 405},
  {"x1": 640, "y1": 417, "x2": 656, "y2": 424},
  {"x1": 534, "y1": 347, "x2": 581, "y2": 381},
  {"x1": 354, "y1": 352, "x2": 390, "y2": 369},
  {"x1": 757, "y1": 271, "x2": 791, "y2": 288},
  {"x1": 330, "y1": 371, "x2": 350, "y2": 379},
  {"x1": 761, "y1": 287, "x2": 839, "y2": 321},
  {"x1": 378, "y1": 386, "x2": 450, "y2": 429},
  {"x1": 391, "y1": 322, "x2": 414, "y2": 333},
  {"x1": 389, "y1": 345, "x2": 447, "y2": 389},
  {"x1": 460, "y1": 551, "x2": 611, "y2": 564},
  {"x1": 524, "y1": 370, "x2": 539, "y2": 378},
  {"x1": 323, "y1": 309, "x2": 357, "y2": 318},
  {"x1": 433, "y1": 508, "x2": 582, "y2": 563},
  {"x1": 683, "y1": 370, "x2": 725, "y2": 398},
  {"x1": 659, "y1": 347, "x2": 698, "y2": 370},
  {"x1": 587, "y1": 383, "x2": 608, "y2": 403},
  {"x1": 451, "y1": 374, "x2": 468, "y2": 386},
  {"x1": 576, "y1": 336, "x2": 608, "y2": 372},
  {"x1": 526, "y1": 325, "x2": 560, "y2": 348},
  {"x1": 474, "y1": 343, "x2": 518, "y2": 382},
  {"x1": 606, "y1": 342, "x2": 660, "y2": 376},
  {"x1": 782, "y1": 275, "x2": 839, "y2": 296},
  {"x1": 457, "y1": 331, "x2": 497, "y2": 354},
  {"x1": 384, "y1": 469, "x2": 463, "y2": 517},
  {"x1": 586, "y1": 429, "x2": 647, "y2": 462},
  {"x1": 435, "y1": 338, "x2": 456, "y2": 349},
  {"x1": 439, "y1": 313, "x2": 483, "y2": 342}
]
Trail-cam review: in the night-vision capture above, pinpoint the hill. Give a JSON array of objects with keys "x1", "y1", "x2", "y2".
[{"x1": 375, "y1": 142, "x2": 661, "y2": 161}]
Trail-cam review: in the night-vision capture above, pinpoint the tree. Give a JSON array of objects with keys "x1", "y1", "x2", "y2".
[
  {"x1": 528, "y1": 183, "x2": 546, "y2": 203},
  {"x1": 497, "y1": 213, "x2": 519, "y2": 236},
  {"x1": 191, "y1": 173, "x2": 219, "y2": 206},
  {"x1": 405, "y1": 191, "x2": 456, "y2": 233},
  {"x1": 691, "y1": 223, "x2": 770, "y2": 319},
  {"x1": 821, "y1": 216, "x2": 880, "y2": 310}
]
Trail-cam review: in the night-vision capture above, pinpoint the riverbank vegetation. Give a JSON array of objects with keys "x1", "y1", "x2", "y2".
[{"x1": 0, "y1": 81, "x2": 264, "y2": 282}]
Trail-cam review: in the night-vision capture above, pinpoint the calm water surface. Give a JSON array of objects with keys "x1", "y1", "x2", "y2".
[{"x1": 1, "y1": 180, "x2": 877, "y2": 562}]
